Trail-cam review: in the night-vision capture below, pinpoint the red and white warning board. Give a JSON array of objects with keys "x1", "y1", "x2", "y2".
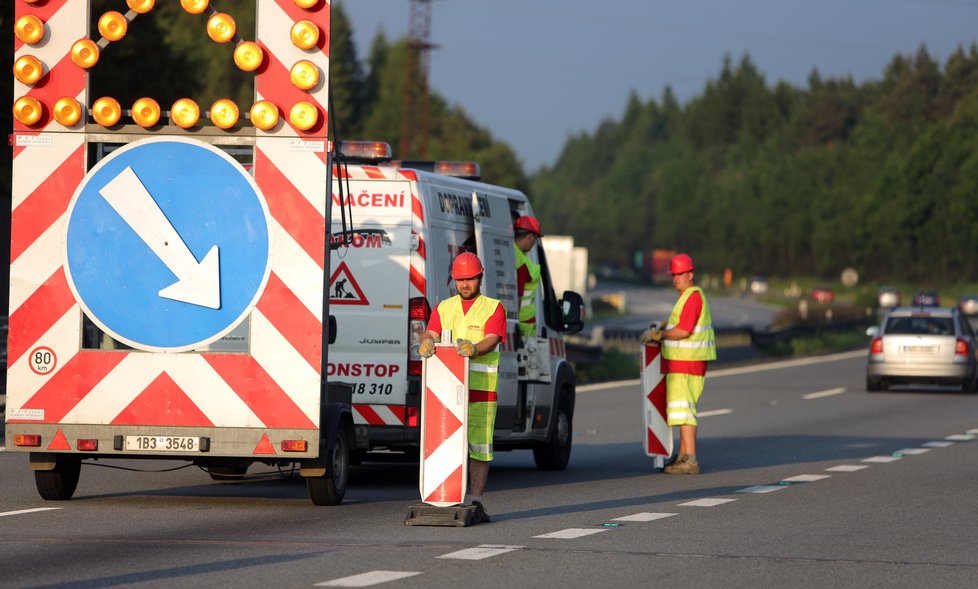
[
  {"x1": 642, "y1": 343, "x2": 673, "y2": 464},
  {"x1": 419, "y1": 345, "x2": 469, "y2": 507},
  {"x1": 7, "y1": 0, "x2": 333, "y2": 457}
]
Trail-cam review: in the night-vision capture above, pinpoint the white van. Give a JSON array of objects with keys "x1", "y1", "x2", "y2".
[{"x1": 328, "y1": 143, "x2": 585, "y2": 470}]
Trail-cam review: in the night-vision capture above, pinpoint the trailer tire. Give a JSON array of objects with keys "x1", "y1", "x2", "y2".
[
  {"x1": 35, "y1": 456, "x2": 81, "y2": 501},
  {"x1": 208, "y1": 466, "x2": 249, "y2": 482},
  {"x1": 533, "y1": 399, "x2": 572, "y2": 471},
  {"x1": 307, "y1": 424, "x2": 351, "y2": 506}
]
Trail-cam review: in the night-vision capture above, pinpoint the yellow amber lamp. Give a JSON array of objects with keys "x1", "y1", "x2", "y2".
[
  {"x1": 98, "y1": 11, "x2": 128, "y2": 42},
  {"x1": 15, "y1": 15, "x2": 45, "y2": 45},
  {"x1": 132, "y1": 97, "x2": 161, "y2": 127},
  {"x1": 14, "y1": 55, "x2": 44, "y2": 85},
  {"x1": 290, "y1": 60, "x2": 319, "y2": 90},
  {"x1": 234, "y1": 42, "x2": 264, "y2": 72},
  {"x1": 210, "y1": 99, "x2": 239, "y2": 129},
  {"x1": 293, "y1": 0, "x2": 318, "y2": 9},
  {"x1": 250, "y1": 100, "x2": 279, "y2": 131},
  {"x1": 207, "y1": 13, "x2": 236, "y2": 44},
  {"x1": 70, "y1": 39, "x2": 100, "y2": 69},
  {"x1": 92, "y1": 96, "x2": 122, "y2": 127},
  {"x1": 290, "y1": 20, "x2": 320, "y2": 50},
  {"x1": 180, "y1": 0, "x2": 209, "y2": 14},
  {"x1": 289, "y1": 101, "x2": 318, "y2": 131},
  {"x1": 13, "y1": 96, "x2": 43, "y2": 126},
  {"x1": 170, "y1": 98, "x2": 200, "y2": 128},
  {"x1": 53, "y1": 97, "x2": 83, "y2": 127},
  {"x1": 126, "y1": 0, "x2": 155, "y2": 14}
]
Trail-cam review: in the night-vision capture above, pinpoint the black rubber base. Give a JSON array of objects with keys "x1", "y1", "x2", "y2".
[{"x1": 403, "y1": 503, "x2": 489, "y2": 527}]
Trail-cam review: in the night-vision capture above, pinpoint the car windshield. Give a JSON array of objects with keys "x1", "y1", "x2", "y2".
[{"x1": 885, "y1": 316, "x2": 954, "y2": 336}]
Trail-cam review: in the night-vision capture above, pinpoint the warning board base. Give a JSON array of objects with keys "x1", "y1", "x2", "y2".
[{"x1": 403, "y1": 503, "x2": 487, "y2": 527}]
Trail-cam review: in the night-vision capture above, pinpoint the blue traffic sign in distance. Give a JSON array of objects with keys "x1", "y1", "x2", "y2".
[{"x1": 64, "y1": 137, "x2": 272, "y2": 353}]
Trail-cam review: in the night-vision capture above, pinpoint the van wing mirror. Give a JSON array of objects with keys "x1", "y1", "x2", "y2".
[{"x1": 560, "y1": 291, "x2": 585, "y2": 335}]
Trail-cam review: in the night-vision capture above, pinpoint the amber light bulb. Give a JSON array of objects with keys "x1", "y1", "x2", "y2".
[
  {"x1": 234, "y1": 42, "x2": 264, "y2": 72},
  {"x1": 14, "y1": 55, "x2": 44, "y2": 85},
  {"x1": 207, "y1": 13, "x2": 236, "y2": 43},
  {"x1": 92, "y1": 96, "x2": 122, "y2": 127},
  {"x1": 290, "y1": 21, "x2": 320, "y2": 50},
  {"x1": 289, "y1": 101, "x2": 318, "y2": 131},
  {"x1": 170, "y1": 98, "x2": 200, "y2": 128},
  {"x1": 126, "y1": 0, "x2": 155, "y2": 14},
  {"x1": 210, "y1": 99, "x2": 239, "y2": 129},
  {"x1": 70, "y1": 39, "x2": 100, "y2": 69},
  {"x1": 250, "y1": 100, "x2": 279, "y2": 131},
  {"x1": 293, "y1": 0, "x2": 318, "y2": 8},
  {"x1": 132, "y1": 97, "x2": 161, "y2": 127},
  {"x1": 180, "y1": 0, "x2": 209, "y2": 14},
  {"x1": 290, "y1": 60, "x2": 320, "y2": 91},
  {"x1": 13, "y1": 96, "x2": 43, "y2": 126},
  {"x1": 15, "y1": 15, "x2": 45, "y2": 45},
  {"x1": 98, "y1": 11, "x2": 128, "y2": 42},
  {"x1": 53, "y1": 97, "x2": 83, "y2": 127}
]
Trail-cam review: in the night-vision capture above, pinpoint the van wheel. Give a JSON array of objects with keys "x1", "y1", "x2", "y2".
[
  {"x1": 533, "y1": 403, "x2": 572, "y2": 471},
  {"x1": 35, "y1": 456, "x2": 82, "y2": 501},
  {"x1": 307, "y1": 425, "x2": 351, "y2": 506}
]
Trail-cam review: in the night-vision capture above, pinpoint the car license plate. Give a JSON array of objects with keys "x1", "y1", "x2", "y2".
[
  {"x1": 902, "y1": 345, "x2": 935, "y2": 354},
  {"x1": 125, "y1": 435, "x2": 201, "y2": 452}
]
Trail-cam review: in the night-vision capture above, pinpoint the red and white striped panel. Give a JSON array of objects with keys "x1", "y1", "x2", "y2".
[
  {"x1": 353, "y1": 403, "x2": 406, "y2": 426},
  {"x1": 419, "y1": 346, "x2": 468, "y2": 507},
  {"x1": 6, "y1": 0, "x2": 332, "y2": 454},
  {"x1": 641, "y1": 344, "x2": 672, "y2": 458},
  {"x1": 548, "y1": 336, "x2": 566, "y2": 358}
]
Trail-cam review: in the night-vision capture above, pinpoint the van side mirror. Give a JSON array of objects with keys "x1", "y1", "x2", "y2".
[
  {"x1": 560, "y1": 291, "x2": 585, "y2": 335},
  {"x1": 328, "y1": 315, "x2": 337, "y2": 344}
]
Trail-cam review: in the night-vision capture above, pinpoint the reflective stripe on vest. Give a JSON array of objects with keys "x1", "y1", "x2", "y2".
[
  {"x1": 514, "y1": 243, "x2": 541, "y2": 337},
  {"x1": 436, "y1": 294, "x2": 502, "y2": 392},
  {"x1": 662, "y1": 286, "x2": 717, "y2": 361}
]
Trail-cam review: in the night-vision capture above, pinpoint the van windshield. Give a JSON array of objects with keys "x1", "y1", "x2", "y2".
[{"x1": 885, "y1": 316, "x2": 954, "y2": 336}]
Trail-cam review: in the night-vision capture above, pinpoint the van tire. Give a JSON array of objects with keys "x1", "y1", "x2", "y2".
[
  {"x1": 307, "y1": 424, "x2": 351, "y2": 506},
  {"x1": 35, "y1": 456, "x2": 81, "y2": 501},
  {"x1": 533, "y1": 401, "x2": 572, "y2": 471}
]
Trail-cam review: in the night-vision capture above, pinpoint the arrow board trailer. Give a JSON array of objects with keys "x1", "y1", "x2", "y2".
[
  {"x1": 6, "y1": 0, "x2": 353, "y2": 506},
  {"x1": 329, "y1": 158, "x2": 586, "y2": 470}
]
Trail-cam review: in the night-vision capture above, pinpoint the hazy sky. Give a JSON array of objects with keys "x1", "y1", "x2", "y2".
[{"x1": 338, "y1": 0, "x2": 978, "y2": 171}]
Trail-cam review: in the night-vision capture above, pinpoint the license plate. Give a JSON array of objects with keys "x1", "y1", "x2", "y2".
[
  {"x1": 125, "y1": 435, "x2": 201, "y2": 452},
  {"x1": 902, "y1": 345, "x2": 935, "y2": 354}
]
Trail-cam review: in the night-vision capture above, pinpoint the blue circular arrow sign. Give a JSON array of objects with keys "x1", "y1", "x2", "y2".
[{"x1": 64, "y1": 137, "x2": 271, "y2": 352}]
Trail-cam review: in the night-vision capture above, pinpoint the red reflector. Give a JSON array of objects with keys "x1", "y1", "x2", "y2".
[
  {"x1": 13, "y1": 434, "x2": 42, "y2": 447},
  {"x1": 76, "y1": 439, "x2": 98, "y2": 451},
  {"x1": 955, "y1": 338, "x2": 969, "y2": 355},
  {"x1": 408, "y1": 359, "x2": 422, "y2": 376},
  {"x1": 870, "y1": 337, "x2": 883, "y2": 354},
  {"x1": 406, "y1": 406, "x2": 419, "y2": 427},
  {"x1": 281, "y1": 439, "x2": 308, "y2": 452}
]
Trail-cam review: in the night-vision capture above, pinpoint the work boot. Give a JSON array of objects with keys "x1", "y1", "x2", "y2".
[
  {"x1": 663, "y1": 458, "x2": 700, "y2": 475},
  {"x1": 470, "y1": 500, "x2": 491, "y2": 523},
  {"x1": 664, "y1": 453, "x2": 689, "y2": 468}
]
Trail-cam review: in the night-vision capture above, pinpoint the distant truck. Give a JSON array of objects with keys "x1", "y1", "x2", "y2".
[{"x1": 641, "y1": 249, "x2": 676, "y2": 285}]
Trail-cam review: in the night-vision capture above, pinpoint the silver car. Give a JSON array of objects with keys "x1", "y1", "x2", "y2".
[{"x1": 866, "y1": 306, "x2": 978, "y2": 392}]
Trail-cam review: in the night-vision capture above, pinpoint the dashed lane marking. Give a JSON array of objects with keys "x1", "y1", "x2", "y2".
[
  {"x1": 612, "y1": 512, "x2": 678, "y2": 522},
  {"x1": 533, "y1": 528, "x2": 610, "y2": 539},
  {"x1": 896, "y1": 448, "x2": 930, "y2": 455},
  {"x1": 697, "y1": 408, "x2": 733, "y2": 418},
  {"x1": 945, "y1": 434, "x2": 974, "y2": 441},
  {"x1": 781, "y1": 474, "x2": 831, "y2": 483},
  {"x1": 863, "y1": 456, "x2": 901, "y2": 463},
  {"x1": 922, "y1": 441, "x2": 954, "y2": 448},
  {"x1": 679, "y1": 498, "x2": 737, "y2": 507},
  {"x1": 0, "y1": 508, "x2": 62, "y2": 518},
  {"x1": 736, "y1": 485, "x2": 786, "y2": 494},
  {"x1": 437, "y1": 545, "x2": 523, "y2": 560},
  {"x1": 315, "y1": 571, "x2": 422, "y2": 587},
  {"x1": 825, "y1": 465, "x2": 868, "y2": 472},
  {"x1": 802, "y1": 387, "x2": 846, "y2": 400}
]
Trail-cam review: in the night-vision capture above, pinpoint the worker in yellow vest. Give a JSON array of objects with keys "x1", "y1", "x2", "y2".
[
  {"x1": 513, "y1": 215, "x2": 543, "y2": 338},
  {"x1": 418, "y1": 252, "x2": 506, "y2": 521},
  {"x1": 643, "y1": 253, "x2": 716, "y2": 474}
]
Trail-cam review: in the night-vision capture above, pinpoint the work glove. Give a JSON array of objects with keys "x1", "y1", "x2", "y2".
[
  {"x1": 418, "y1": 337, "x2": 437, "y2": 358},
  {"x1": 640, "y1": 328, "x2": 663, "y2": 344},
  {"x1": 456, "y1": 338, "x2": 478, "y2": 358}
]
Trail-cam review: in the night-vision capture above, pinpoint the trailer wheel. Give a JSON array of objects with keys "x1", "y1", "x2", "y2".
[
  {"x1": 35, "y1": 455, "x2": 81, "y2": 501},
  {"x1": 208, "y1": 466, "x2": 249, "y2": 482},
  {"x1": 307, "y1": 425, "x2": 351, "y2": 506},
  {"x1": 533, "y1": 401, "x2": 572, "y2": 471}
]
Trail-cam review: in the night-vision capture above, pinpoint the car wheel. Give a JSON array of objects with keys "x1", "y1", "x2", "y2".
[
  {"x1": 963, "y1": 374, "x2": 977, "y2": 394},
  {"x1": 866, "y1": 377, "x2": 881, "y2": 392}
]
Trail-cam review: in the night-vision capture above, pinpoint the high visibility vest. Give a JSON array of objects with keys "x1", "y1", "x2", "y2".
[
  {"x1": 436, "y1": 294, "x2": 502, "y2": 392},
  {"x1": 514, "y1": 243, "x2": 541, "y2": 337},
  {"x1": 662, "y1": 286, "x2": 716, "y2": 361}
]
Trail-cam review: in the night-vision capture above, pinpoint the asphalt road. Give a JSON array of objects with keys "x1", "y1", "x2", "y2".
[{"x1": 2, "y1": 351, "x2": 977, "y2": 588}]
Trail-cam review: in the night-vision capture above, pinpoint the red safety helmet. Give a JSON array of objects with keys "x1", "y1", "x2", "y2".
[
  {"x1": 451, "y1": 252, "x2": 484, "y2": 279},
  {"x1": 670, "y1": 253, "x2": 695, "y2": 275},
  {"x1": 514, "y1": 215, "x2": 543, "y2": 236}
]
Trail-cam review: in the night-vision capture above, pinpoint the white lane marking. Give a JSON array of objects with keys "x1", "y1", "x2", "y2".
[
  {"x1": 697, "y1": 408, "x2": 733, "y2": 418},
  {"x1": 863, "y1": 456, "x2": 901, "y2": 463},
  {"x1": 922, "y1": 441, "x2": 954, "y2": 448},
  {"x1": 0, "y1": 508, "x2": 62, "y2": 518},
  {"x1": 736, "y1": 485, "x2": 786, "y2": 494},
  {"x1": 781, "y1": 474, "x2": 831, "y2": 483},
  {"x1": 437, "y1": 545, "x2": 523, "y2": 560},
  {"x1": 679, "y1": 498, "x2": 737, "y2": 507},
  {"x1": 825, "y1": 465, "x2": 868, "y2": 472},
  {"x1": 803, "y1": 387, "x2": 846, "y2": 400},
  {"x1": 533, "y1": 528, "x2": 610, "y2": 539},
  {"x1": 967, "y1": 429, "x2": 978, "y2": 435},
  {"x1": 896, "y1": 448, "x2": 930, "y2": 455},
  {"x1": 316, "y1": 571, "x2": 422, "y2": 587},
  {"x1": 945, "y1": 434, "x2": 974, "y2": 441},
  {"x1": 612, "y1": 512, "x2": 678, "y2": 522},
  {"x1": 578, "y1": 349, "x2": 866, "y2": 392}
]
